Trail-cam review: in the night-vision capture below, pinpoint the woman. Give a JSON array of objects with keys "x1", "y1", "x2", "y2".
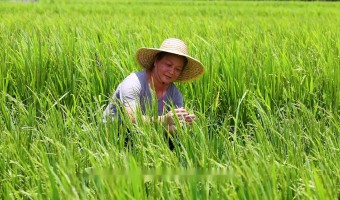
[{"x1": 103, "y1": 38, "x2": 205, "y2": 133}]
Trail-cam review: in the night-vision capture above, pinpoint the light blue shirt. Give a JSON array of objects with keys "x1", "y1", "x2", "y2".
[{"x1": 103, "y1": 70, "x2": 183, "y2": 121}]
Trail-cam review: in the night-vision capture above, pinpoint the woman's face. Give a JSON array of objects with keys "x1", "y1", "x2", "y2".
[{"x1": 153, "y1": 53, "x2": 185, "y2": 84}]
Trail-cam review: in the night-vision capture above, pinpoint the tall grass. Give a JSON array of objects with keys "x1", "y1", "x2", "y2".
[{"x1": 1, "y1": 0, "x2": 339, "y2": 199}]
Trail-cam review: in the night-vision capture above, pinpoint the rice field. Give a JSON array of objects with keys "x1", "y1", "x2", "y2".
[{"x1": 0, "y1": 0, "x2": 339, "y2": 199}]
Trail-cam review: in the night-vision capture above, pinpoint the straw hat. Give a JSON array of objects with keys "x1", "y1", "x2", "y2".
[{"x1": 136, "y1": 38, "x2": 205, "y2": 82}]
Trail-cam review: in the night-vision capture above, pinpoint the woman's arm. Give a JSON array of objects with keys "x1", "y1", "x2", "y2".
[{"x1": 125, "y1": 106, "x2": 195, "y2": 134}]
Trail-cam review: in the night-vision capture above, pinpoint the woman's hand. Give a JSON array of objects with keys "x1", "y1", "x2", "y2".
[
  {"x1": 184, "y1": 114, "x2": 196, "y2": 126},
  {"x1": 165, "y1": 108, "x2": 196, "y2": 126}
]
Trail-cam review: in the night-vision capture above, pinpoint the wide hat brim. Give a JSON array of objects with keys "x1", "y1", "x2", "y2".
[{"x1": 136, "y1": 48, "x2": 205, "y2": 82}]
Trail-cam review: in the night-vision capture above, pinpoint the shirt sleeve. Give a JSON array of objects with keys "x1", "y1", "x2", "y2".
[{"x1": 118, "y1": 73, "x2": 142, "y2": 111}]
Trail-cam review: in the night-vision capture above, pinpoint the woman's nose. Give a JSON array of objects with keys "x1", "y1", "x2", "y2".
[{"x1": 168, "y1": 67, "x2": 174, "y2": 74}]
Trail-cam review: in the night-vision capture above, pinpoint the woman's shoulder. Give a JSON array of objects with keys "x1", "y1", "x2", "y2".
[
  {"x1": 120, "y1": 70, "x2": 146, "y2": 89},
  {"x1": 123, "y1": 70, "x2": 146, "y2": 81},
  {"x1": 168, "y1": 83, "x2": 182, "y2": 96}
]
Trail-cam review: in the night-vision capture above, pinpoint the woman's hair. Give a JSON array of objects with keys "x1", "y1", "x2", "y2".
[{"x1": 149, "y1": 52, "x2": 188, "y2": 70}]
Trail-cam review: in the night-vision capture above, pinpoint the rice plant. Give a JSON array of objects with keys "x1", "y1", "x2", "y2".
[{"x1": 1, "y1": 0, "x2": 339, "y2": 199}]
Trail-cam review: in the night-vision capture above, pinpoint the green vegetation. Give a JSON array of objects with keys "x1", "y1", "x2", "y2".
[{"x1": 1, "y1": 0, "x2": 339, "y2": 199}]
